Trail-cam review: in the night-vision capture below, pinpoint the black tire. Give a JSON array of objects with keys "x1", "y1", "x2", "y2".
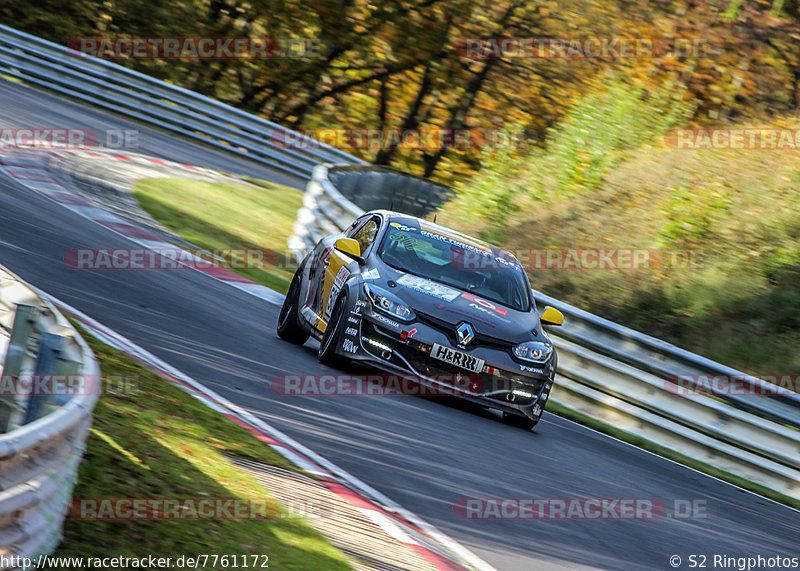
[
  {"x1": 502, "y1": 411, "x2": 539, "y2": 430},
  {"x1": 318, "y1": 292, "x2": 349, "y2": 366},
  {"x1": 277, "y1": 272, "x2": 310, "y2": 345}
]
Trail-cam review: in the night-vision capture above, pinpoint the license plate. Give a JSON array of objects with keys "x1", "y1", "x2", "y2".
[{"x1": 430, "y1": 343, "x2": 485, "y2": 373}]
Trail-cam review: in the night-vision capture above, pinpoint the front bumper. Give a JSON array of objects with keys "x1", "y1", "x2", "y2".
[{"x1": 338, "y1": 302, "x2": 555, "y2": 420}]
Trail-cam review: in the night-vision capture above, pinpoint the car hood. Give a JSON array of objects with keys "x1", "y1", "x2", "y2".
[{"x1": 367, "y1": 263, "x2": 540, "y2": 343}]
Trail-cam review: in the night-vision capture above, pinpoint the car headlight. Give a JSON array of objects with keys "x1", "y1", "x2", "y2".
[
  {"x1": 364, "y1": 284, "x2": 415, "y2": 322},
  {"x1": 512, "y1": 341, "x2": 554, "y2": 363}
]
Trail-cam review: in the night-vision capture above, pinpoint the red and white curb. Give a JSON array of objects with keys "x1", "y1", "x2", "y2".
[
  {"x1": 0, "y1": 145, "x2": 494, "y2": 571},
  {"x1": 42, "y1": 292, "x2": 494, "y2": 571},
  {"x1": 0, "y1": 145, "x2": 284, "y2": 306}
]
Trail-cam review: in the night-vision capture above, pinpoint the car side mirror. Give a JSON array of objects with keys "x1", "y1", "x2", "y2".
[
  {"x1": 334, "y1": 237, "x2": 364, "y2": 263},
  {"x1": 540, "y1": 306, "x2": 564, "y2": 326}
]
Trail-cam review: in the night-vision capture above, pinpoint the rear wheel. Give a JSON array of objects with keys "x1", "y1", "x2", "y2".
[
  {"x1": 277, "y1": 272, "x2": 310, "y2": 345},
  {"x1": 318, "y1": 293, "x2": 349, "y2": 366}
]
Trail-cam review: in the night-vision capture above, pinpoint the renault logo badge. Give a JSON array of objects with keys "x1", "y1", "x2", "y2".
[{"x1": 456, "y1": 322, "x2": 475, "y2": 346}]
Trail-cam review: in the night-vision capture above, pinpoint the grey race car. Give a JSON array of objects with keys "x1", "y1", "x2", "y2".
[{"x1": 277, "y1": 210, "x2": 564, "y2": 429}]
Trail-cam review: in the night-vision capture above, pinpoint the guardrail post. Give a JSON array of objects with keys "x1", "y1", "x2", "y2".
[
  {"x1": 23, "y1": 332, "x2": 62, "y2": 425},
  {"x1": 0, "y1": 304, "x2": 36, "y2": 433},
  {"x1": 53, "y1": 358, "x2": 82, "y2": 407}
]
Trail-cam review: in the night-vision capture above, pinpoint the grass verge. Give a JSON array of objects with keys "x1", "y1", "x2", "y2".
[
  {"x1": 134, "y1": 177, "x2": 302, "y2": 294},
  {"x1": 57, "y1": 324, "x2": 352, "y2": 569}
]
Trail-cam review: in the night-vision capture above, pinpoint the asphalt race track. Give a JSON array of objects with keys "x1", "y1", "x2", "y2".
[{"x1": 0, "y1": 79, "x2": 797, "y2": 570}]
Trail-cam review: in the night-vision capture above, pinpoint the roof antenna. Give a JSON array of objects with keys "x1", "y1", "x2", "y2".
[
  {"x1": 433, "y1": 214, "x2": 437, "y2": 223},
  {"x1": 390, "y1": 199, "x2": 394, "y2": 211}
]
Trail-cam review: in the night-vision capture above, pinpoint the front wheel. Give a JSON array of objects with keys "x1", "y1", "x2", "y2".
[
  {"x1": 502, "y1": 411, "x2": 539, "y2": 431},
  {"x1": 318, "y1": 293, "x2": 349, "y2": 366},
  {"x1": 277, "y1": 273, "x2": 310, "y2": 345}
]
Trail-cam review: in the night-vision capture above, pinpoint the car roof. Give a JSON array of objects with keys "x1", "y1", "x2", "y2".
[{"x1": 369, "y1": 210, "x2": 522, "y2": 266}]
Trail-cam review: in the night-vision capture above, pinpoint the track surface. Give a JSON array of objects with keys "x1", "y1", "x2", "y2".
[{"x1": 0, "y1": 79, "x2": 797, "y2": 570}]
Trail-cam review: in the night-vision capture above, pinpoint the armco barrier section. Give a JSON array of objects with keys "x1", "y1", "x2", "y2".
[
  {"x1": 551, "y1": 338, "x2": 799, "y2": 498},
  {"x1": 0, "y1": 264, "x2": 100, "y2": 565},
  {"x1": 327, "y1": 164, "x2": 452, "y2": 216},
  {"x1": 288, "y1": 164, "x2": 451, "y2": 259},
  {"x1": 533, "y1": 289, "x2": 800, "y2": 429},
  {"x1": 0, "y1": 25, "x2": 364, "y2": 179}
]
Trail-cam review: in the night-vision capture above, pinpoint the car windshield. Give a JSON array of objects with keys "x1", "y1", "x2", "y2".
[{"x1": 378, "y1": 224, "x2": 531, "y2": 312}]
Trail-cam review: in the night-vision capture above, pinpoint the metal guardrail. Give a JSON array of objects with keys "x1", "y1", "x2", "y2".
[
  {"x1": 0, "y1": 264, "x2": 100, "y2": 566},
  {"x1": 288, "y1": 163, "x2": 452, "y2": 260},
  {"x1": 289, "y1": 164, "x2": 365, "y2": 260},
  {"x1": 326, "y1": 164, "x2": 452, "y2": 215},
  {"x1": 0, "y1": 25, "x2": 365, "y2": 180},
  {"x1": 288, "y1": 166, "x2": 799, "y2": 420},
  {"x1": 292, "y1": 166, "x2": 800, "y2": 499},
  {"x1": 532, "y1": 290, "x2": 800, "y2": 428},
  {"x1": 551, "y1": 338, "x2": 799, "y2": 498}
]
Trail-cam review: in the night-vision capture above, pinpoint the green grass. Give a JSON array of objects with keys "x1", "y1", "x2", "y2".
[
  {"x1": 58, "y1": 326, "x2": 352, "y2": 569},
  {"x1": 134, "y1": 177, "x2": 302, "y2": 294}
]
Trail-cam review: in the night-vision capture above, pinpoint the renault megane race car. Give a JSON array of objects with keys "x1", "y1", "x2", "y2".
[{"x1": 277, "y1": 211, "x2": 564, "y2": 429}]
